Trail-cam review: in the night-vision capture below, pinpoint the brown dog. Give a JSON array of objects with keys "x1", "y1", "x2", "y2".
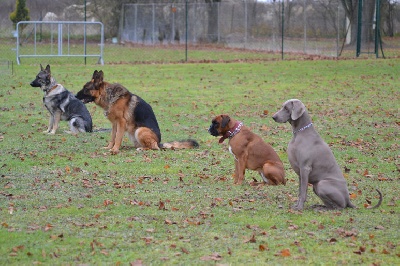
[
  {"x1": 76, "y1": 70, "x2": 198, "y2": 154},
  {"x1": 209, "y1": 114, "x2": 285, "y2": 185}
]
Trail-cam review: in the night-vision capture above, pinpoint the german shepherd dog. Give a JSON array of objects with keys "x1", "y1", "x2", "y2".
[
  {"x1": 30, "y1": 64, "x2": 93, "y2": 134},
  {"x1": 76, "y1": 70, "x2": 198, "y2": 154}
]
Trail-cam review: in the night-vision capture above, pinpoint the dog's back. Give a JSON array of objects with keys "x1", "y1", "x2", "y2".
[{"x1": 132, "y1": 95, "x2": 161, "y2": 143}]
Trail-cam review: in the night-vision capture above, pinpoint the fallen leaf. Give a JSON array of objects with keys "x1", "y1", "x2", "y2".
[
  {"x1": 44, "y1": 224, "x2": 53, "y2": 231},
  {"x1": 12, "y1": 245, "x2": 24, "y2": 252},
  {"x1": 159, "y1": 201, "x2": 166, "y2": 210},
  {"x1": 276, "y1": 248, "x2": 291, "y2": 257},
  {"x1": 375, "y1": 225, "x2": 385, "y2": 230},
  {"x1": 328, "y1": 238, "x2": 337, "y2": 243},
  {"x1": 103, "y1": 199, "x2": 113, "y2": 206},
  {"x1": 130, "y1": 259, "x2": 143, "y2": 266},
  {"x1": 100, "y1": 249, "x2": 108, "y2": 256},
  {"x1": 382, "y1": 249, "x2": 390, "y2": 254},
  {"x1": 200, "y1": 253, "x2": 222, "y2": 261},
  {"x1": 165, "y1": 219, "x2": 175, "y2": 225},
  {"x1": 181, "y1": 247, "x2": 189, "y2": 254},
  {"x1": 244, "y1": 233, "x2": 256, "y2": 243},
  {"x1": 350, "y1": 193, "x2": 357, "y2": 199},
  {"x1": 259, "y1": 244, "x2": 269, "y2": 251}
]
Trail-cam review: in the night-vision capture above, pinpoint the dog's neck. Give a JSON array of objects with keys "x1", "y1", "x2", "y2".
[
  {"x1": 290, "y1": 111, "x2": 313, "y2": 134},
  {"x1": 43, "y1": 76, "x2": 58, "y2": 95},
  {"x1": 219, "y1": 121, "x2": 243, "y2": 143}
]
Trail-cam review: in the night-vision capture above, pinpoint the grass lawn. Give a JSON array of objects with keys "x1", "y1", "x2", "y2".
[{"x1": 0, "y1": 58, "x2": 399, "y2": 265}]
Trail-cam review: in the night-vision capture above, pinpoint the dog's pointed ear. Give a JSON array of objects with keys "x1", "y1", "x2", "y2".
[
  {"x1": 98, "y1": 70, "x2": 104, "y2": 81},
  {"x1": 221, "y1": 115, "x2": 231, "y2": 128},
  {"x1": 40, "y1": 64, "x2": 44, "y2": 71},
  {"x1": 45, "y1": 64, "x2": 51, "y2": 74},
  {"x1": 291, "y1": 100, "x2": 306, "y2": 120},
  {"x1": 92, "y1": 70, "x2": 98, "y2": 79}
]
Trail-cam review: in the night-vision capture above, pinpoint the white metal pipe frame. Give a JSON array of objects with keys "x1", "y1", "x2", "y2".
[{"x1": 16, "y1": 21, "x2": 104, "y2": 65}]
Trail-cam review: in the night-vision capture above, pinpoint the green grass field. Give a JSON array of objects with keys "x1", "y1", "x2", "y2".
[{"x1": 0, "y1": 59, "x2": 399, "y2": 265}]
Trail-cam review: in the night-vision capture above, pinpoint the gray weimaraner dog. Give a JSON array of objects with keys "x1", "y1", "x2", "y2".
[{"x1": 272, "y1": 99, "x2": 382, "y2": 210}]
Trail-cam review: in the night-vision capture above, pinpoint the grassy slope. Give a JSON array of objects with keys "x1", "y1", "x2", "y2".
[{"x1": 0, "y1": 59, "x2": 399, "y2": 265}]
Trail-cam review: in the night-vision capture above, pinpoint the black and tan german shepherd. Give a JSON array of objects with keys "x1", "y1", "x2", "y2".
[
  {"x1": 30, "y1": 64, "x2": 92, "y2": 134},
  {"x1": 76, "y1": 70, "x2": 198, "y2": 154}
]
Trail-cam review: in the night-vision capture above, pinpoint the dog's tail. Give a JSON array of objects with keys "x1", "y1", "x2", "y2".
[
  {"x1": 161, "y1": 139, "x2": 199, "y2": 150},
  {"x1": 367, "y1": 189, "x2": 383, "y2": 209},
  {"x1": 92, "y1": 128, "x2": 112, "y2": 133}
]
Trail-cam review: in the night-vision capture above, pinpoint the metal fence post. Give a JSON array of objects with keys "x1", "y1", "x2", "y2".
[
  {"x1": 16, "y1": 23, "x2": 20, "y2": 65},
  {"x1": 58, "y1": 23, "x2": 63, "y2": 56},
  {"x1": 245, "y1": 0, "x2": 248, "y2": 48},
  {"x1": 152, "y1": 4, "x2": 155, "y2": 44},
  {"x1": 281, "y1": 0, "x2": 284, "y2": 60},
  {"x1": 303, "y1": 0, "x2": 307, "y2": 54},
  {"x1": 185, "y1": 0, "x2": 188, "y2": 62}
]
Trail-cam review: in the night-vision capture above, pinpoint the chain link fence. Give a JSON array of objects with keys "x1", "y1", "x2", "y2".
[
  {"x1": 121, "y1": 1, "x2": 344, "y2": 56},
  {"x1": 1, "y1": 0, "x2": 399, "y2": 66}
]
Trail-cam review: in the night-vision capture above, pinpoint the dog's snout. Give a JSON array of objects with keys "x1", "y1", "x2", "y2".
[
  {"x1": 208, "y1": 124, "x2": 214, "y2": 134},
  {"x1": 30, "y1": 80, "x2": 39, "y2": 87},
  {"x1": 208, "y1": 124, "x2": 219, "y2": 136}
]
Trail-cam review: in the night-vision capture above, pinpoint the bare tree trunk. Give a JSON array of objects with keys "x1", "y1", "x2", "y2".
[
  {"x1": 382, "y1": 0, "x2": 394, "y2": 36},
  {"x1": 205, "y1": 0, "x2": 220, "y2": 43},
  {"x1": 361, "y1": 0, "x2": 375, "y2": 44}
]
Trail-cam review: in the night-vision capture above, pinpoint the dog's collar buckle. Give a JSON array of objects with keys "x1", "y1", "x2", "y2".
[
  {"x1": 219, "y1": 121, "x2": 243, "y2": 143},
  {"x1": 293, "y1": 122, "x2": 313, "y2": 134}
]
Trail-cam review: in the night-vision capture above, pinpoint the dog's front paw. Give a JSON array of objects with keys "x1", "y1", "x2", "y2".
[
  {"x1": 110, "y1": 148, "x2": 119, "y2": 155},
  {"x1": 104, "y1": 143, "x2": 114, "y2": 150},
  {"x1": 48, "y1": 131, "x2": 56, "y2": 135},
  {"x1": 292, "y1": 202, "x2": 304, "y2": 211}
]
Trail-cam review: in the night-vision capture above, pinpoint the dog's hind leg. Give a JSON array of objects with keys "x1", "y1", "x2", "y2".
[
  {"x1": 262, "y1": 162, "x2": 286, "y2": 185},
  {"x1": 68, "y1": 118, "x2": 86, "y2": 134},
  {"x1": 313, "y1": 181, "x2": 348, "y2": 209},
  {"x1": 133, "y1": 127, "x2": 160, "y2": 150},
  {"x1": 259, "y1": 172, "x2": 270, "y2": 185}
]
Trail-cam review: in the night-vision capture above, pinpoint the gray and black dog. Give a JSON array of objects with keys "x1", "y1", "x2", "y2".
[{"x1": 30, "y1": 64, "x2": 92, "y2": 134}]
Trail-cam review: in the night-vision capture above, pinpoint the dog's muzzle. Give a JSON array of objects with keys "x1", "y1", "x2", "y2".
[
  {"x1": 208, "y1": 124, "x2": 220, "y2": 137},
  {"x1": 30, "y1": 80, "x2": 40, "y2": 88}
]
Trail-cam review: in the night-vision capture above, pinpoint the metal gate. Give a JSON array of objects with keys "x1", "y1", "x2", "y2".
[{"x1": 16, "y1": 21, "x2": 104, "y2": 65}]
